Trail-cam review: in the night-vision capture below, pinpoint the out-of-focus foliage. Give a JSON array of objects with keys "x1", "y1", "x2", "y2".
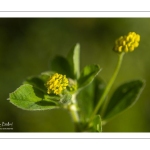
[{"x1": 1, "y1": 18, "x2": 150, "y2": 132}]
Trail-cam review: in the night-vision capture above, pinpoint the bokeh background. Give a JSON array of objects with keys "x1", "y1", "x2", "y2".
[{"x1": 0, "y1": 18, "x2": 150, "y2": 132}]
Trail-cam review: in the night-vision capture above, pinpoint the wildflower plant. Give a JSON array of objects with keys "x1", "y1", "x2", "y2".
[{"x1": 8, "y1": 32, "x2": 145, "y2": 132}]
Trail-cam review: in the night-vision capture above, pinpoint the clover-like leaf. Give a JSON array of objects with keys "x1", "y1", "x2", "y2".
[
  {"x1": 23, "y1": 71, "x2": 54, "y2": 93},
  {"x1": 103, "y1": 80, "x2": 145, "y2": 120},
  {"x1": 67, "y1": 43, "x2": 80, "y2": 79},
  {"x1": 50, "y1": 55, "x2": 73, "y2": 78},
  {"x1": 24, "y1": 76, "x2": 47, "y2": 93},
  {"x1": 77, "y1": 64, "x2": 101, "y2": 90},
  {"x1": 9, "y1": 84, "x2": 59, "y2": 110},
  {"x1": 77, "y1": 77, "x2": 106, "y2": 122}
]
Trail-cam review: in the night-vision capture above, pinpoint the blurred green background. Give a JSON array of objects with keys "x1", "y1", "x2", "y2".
[{"x1": 0, "y1": 18, "x2": 150, "y2": 132}]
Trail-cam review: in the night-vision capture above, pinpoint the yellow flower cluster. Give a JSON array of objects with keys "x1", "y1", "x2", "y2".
[
  {"x1": 113, "y1": 32, "x2": 140, "y2": 53},
  {"x1": 46, "y1": 73, "x2": 68, "y2": 95}
]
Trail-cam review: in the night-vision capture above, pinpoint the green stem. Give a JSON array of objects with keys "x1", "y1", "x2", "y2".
[
  {"x1": 68, "y1": 94, "x2": 80, "y2": 130},
  {"x1": 89, "y1": 52, "x2": 125, "y2": 122},
  {"x1": 69, "y1": 107, "x2": 79, "y2": 122}
]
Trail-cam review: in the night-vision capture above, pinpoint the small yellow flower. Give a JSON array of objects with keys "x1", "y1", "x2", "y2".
[
  {"x1": 46, "y1": 73, "x2": 69, "y2": 95},
  {"x1": 113, "y1": 32, "x2": 140, "y2": 53}
]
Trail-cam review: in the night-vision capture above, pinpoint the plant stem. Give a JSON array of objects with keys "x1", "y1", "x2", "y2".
[
  {"x1": 89, "y1": 52, "x2": 125, "y2": 122},
  {"x1": 68, "y1": 94, "x2": 80, "y2": 130}
]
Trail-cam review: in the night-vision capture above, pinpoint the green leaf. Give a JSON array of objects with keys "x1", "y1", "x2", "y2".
[
  {"x1": 40, "y1": 71, "x2": 54, "y2": 82},
  {"x1": 103, "y1": 80, "x2": 145, "y2": 120},
  {"x1": 9, "y1": 84, "x2": 59, "y2": 110},
  {"x1": 24, "y1": 76, "x2": 47, "y2": 93},
  {"x1": 67, "y1": 43, "x2": 80, "y2": 79},
  {"x1": 83, "y1": 115, "x2": 102, "y2": 132},
  {"x1": 23, "y1": 71, "x2": 54, "y2": 93},
  {"x1": 89, "y1": 115, "x2": 102, "y2": 132},
  {"x1": 77, "y1": 83, "x2": 94, "y2": 122},
  {"x1": 50, "y1": 55, "x2": 73, "y2": 78},
  {"x1": 77, "y1": 64, "x2": 101, "y2": 89},
  {"x1": 93, "y1": 77, "x2": 106, "y2": 111},
  {"x1": 77, "y1": 77, "x2": 106, "y2": 122}
]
